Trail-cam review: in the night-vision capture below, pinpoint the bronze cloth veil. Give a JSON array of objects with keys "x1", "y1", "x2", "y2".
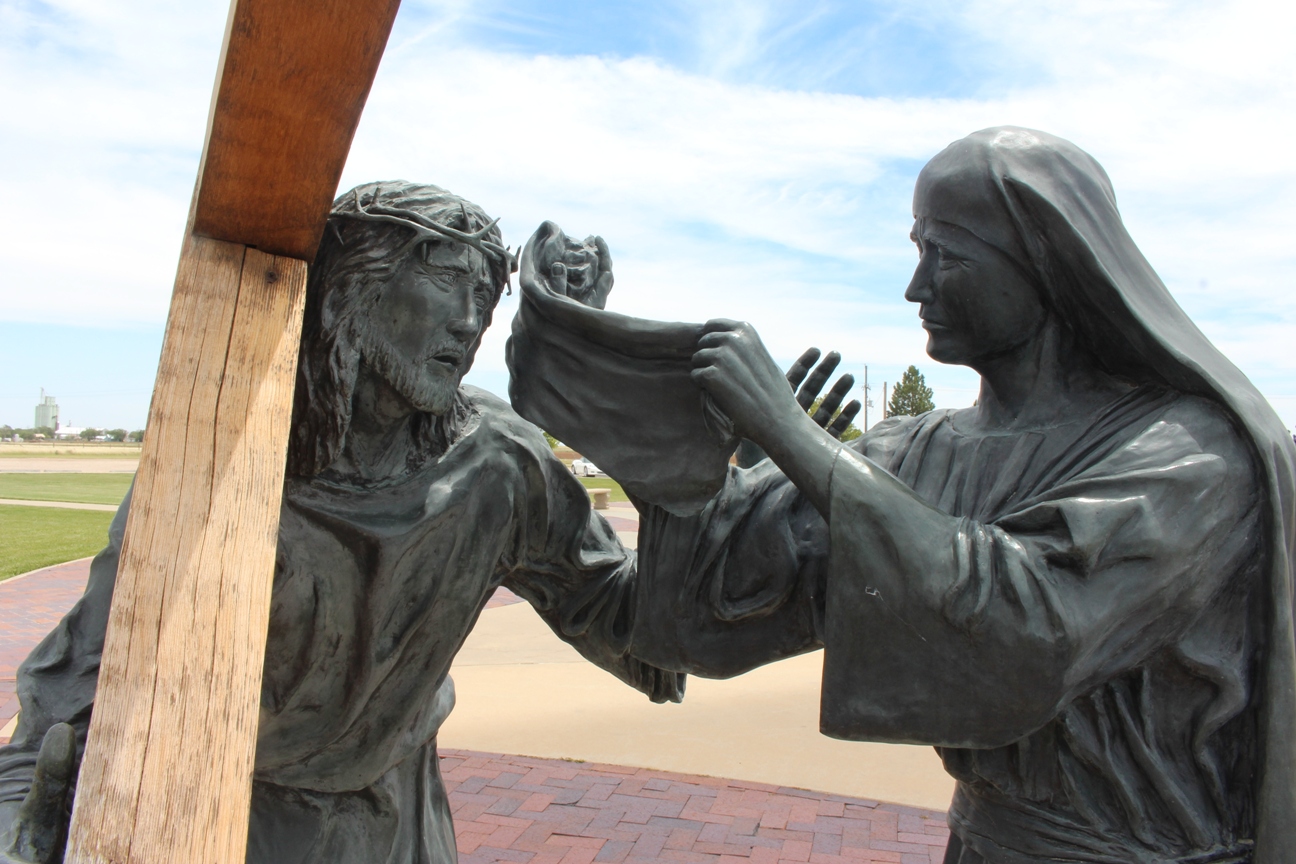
[
  {"x1": 913, "y1": 126, "x2": 1296, "y2": 863},
  {"x1": 507, "y1": 229, "x2": 738, "y2": 516}
]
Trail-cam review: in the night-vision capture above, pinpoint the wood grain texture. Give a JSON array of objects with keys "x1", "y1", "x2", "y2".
[
  {"x1": 64, "y1": 236, "x2": 307, "y2": 864},
  {"x1": 190, "y1": 0, "x2": 402, "y2": 259},
  {"x1": 62, "y1": 0, "x2": 400, "y2": 856}
]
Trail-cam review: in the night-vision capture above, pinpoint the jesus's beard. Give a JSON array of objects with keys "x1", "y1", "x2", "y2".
[{"x1": 360, "y1": 335, "x2": 465, "y2": 416}]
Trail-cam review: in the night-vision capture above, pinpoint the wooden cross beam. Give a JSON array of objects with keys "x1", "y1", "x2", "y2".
[{"x1": 64, "y1": 1, "x2": 401, "y2": 860}]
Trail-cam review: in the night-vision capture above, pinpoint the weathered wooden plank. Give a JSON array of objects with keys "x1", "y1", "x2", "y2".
[
  {"x1": 190, "y1": 0, "x2": 403, "y2": 260},
  {"x1": 64, "y1": 237, "x2": 307, "y2": 863},
  {"x1": 61, "y1": 0, "x2": 401, "y2": 858},
  {"x1": 64, "y1": 235, "x2": 245, "y2": 864}
]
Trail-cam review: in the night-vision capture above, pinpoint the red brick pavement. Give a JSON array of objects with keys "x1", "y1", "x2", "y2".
[
  {"x1": 0, "y1": 558, "x2": 93, "y2": 677},
  {"x1": 442, "y1": 750, "x2": 950, "y2": 864},
  {"x1": 1, "y1": 557, "x2": 94, "y2": 742},
  {"x1": 601, "y1": 502, "x2": 638, "y2": 536},
  {"x1": 488, "y1": 587, "x2": 524, "y2": 609}
]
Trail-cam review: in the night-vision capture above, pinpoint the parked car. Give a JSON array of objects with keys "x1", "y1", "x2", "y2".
[{"x1": 570, "y1": 458, "x2": 605, "y2": 477}]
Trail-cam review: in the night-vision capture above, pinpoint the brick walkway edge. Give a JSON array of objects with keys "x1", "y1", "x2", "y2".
[{"x1": 442, "y1": 750, "x2": 950, "y2": 864}]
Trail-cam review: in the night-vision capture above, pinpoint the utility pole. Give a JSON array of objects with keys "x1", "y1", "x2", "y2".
[
  {"x1": 882, "y1": 382, "x2": 888, "y2": 420},
  {"x1": 862, "y1": 366, "x2": 869, "y2": 431}
]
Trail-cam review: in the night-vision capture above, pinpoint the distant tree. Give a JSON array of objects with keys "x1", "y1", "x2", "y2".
[
  {"x1": 80, "y1": 428, "x2": 100, "y2": 441},
  {"x1": 887, "y1": 365, "x2": 935, "y2": 417},
  {"x1": 35, "y1": 426, "x2": 55, "y2": 438},
  {"x1": 106, "y1": 429, "x2": 129, "y2": 442},
  {"x1": 18, "y1": 429, "x2": 36, "y2": 441},
  {"x1": 128, "y1": 429, "x2": 146, "y2": 443},
  {"x1": 542, "y1": 430, "x2": 559, "y2": 449},
  {"x1": 0, "y1": 425, "x2": 12, "y2": 438}
]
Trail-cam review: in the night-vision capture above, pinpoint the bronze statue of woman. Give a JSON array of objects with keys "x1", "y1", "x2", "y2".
[{"x1": 521, "y1": 127, "x2": 1296, "y2": 863}]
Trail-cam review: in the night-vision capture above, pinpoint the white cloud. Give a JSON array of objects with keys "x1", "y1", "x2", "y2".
[
  {"x1": 1, "y1": 0, "x2": 1294, "y2": 429},
  {"x1": 342, "y1": 10, "x2": 1296, "y2": 422},
  {"x1": 0, "y1": 0, "x2": 223, "y2": 324}
]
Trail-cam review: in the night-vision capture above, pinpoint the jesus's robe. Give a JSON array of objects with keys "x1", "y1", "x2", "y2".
[
  {"x1": 0, "y1": 387, "x2": 681, "y2": 864},
  {"x1": 629, "y1": 386, "x2": 1263, "y2": 864}
]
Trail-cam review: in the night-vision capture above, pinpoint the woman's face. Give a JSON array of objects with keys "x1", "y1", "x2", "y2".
[{"x1": 904, "y1": 218, "x2": 1048, "y2": 369}]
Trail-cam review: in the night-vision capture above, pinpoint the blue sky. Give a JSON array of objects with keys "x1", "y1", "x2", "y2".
[{"x1": 2, "y1": 0, "x2": 1294, "y2": 432}]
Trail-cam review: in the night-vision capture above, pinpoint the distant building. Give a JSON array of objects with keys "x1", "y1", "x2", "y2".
[
  {"x1": 35, "y1": 388, "x2": 59, "y2": 430},
  {"x1": 55, "y1": 427, "x2": 85, "y2": 440}
]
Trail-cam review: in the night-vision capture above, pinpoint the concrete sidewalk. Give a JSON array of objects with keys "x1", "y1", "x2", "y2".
[
  {"x1": 0, "y1": 498, "x2": 119, "y2": 511},
  {"x1": 444, "y1": 501, "x2": 952, "y2": 812},
  {"x1": 0, "y1": 458, "x2": 139, "y2": 473},
  {"x1": 442, "y1": 600, "x2": 953, "y2": 812}
]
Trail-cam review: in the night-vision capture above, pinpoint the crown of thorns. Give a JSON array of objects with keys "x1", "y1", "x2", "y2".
[{"x1": 333, "y1": 187, "x2": 518, "y2": 280}]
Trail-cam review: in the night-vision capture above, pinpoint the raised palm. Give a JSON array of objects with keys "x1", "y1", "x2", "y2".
[{"x1": 736, "y1": 348, "x2": 861, "y2": 468}]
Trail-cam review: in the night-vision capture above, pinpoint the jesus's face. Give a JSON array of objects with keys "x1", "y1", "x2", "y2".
[{"x1": 359, "y1": 240, "x2": 494, "y2": 415}]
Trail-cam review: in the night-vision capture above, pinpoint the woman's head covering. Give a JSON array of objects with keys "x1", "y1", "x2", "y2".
[{"x1": 916, "y1": 126, "x2": 1296, "y2": 862}]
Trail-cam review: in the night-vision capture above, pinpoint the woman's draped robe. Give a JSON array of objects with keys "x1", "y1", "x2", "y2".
[
  {"x1": 0, "y1": 387, "x2": 682, "y2": 864},
  {"x1": 631, "y1": 387, "x2": 1263, "y2": 863}
]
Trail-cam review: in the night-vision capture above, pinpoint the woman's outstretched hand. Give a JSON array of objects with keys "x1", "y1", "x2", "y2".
[
  {"x1": 693, "y1": 320, "x2": 860, "y2": 455},
  {"x1": 786, "y1": 348, "x2": 862, "y2": 439},
  {"x1": 692, "y1": 320, "x2": 795, "y2": 448},
  {"x1": 736, "y1": 347, "x2": 862, "y2": 467},
  {"x1": 693, "y1": 321, "x2": 850, "y2": 518}
]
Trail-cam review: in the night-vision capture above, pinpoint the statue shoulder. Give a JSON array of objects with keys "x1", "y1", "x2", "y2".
[
  {"x1": 459, "y1": 384, "x2": 512, "y2": 416},
  {"x1": 1144, "y1": 393, "x2": 1256, "y2": 476},
  {"x1": 459, "y1": 385, "x2": 554, "y2": 453},
  {"x1": 853, "y1": 409, "x2": 955, "y2": 448},
  {"x1": 840, "y1": 409, "x2": 957, "y2": 468}
]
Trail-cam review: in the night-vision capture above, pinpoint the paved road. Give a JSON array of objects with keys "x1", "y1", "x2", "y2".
[
  {"x1": 0, "y1": 558, "x2": 94, "y2": 742},
  {"x1": 443, "y1": 750, "x2": 949, "y2": 864}
]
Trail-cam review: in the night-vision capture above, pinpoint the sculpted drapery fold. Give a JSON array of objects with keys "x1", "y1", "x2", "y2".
[{"x1": 630, "y1": 389, "x2": 1263, "y2": 862}]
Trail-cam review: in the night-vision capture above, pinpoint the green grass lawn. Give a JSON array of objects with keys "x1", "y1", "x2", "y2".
[
  {"x1": 577, "y1": 476, "x2": 629, "y2": 503},
  {"x1": 0, "y1": 473, "x2": 133, "y2": 505},
  {"x1": 0, "y1": 505, "x2": 114, "y2": 580}
]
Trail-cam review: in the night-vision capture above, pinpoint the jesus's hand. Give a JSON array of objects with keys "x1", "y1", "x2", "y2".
[{"x1": 0, "y1": 724, "x2": 76, "y2": 864}]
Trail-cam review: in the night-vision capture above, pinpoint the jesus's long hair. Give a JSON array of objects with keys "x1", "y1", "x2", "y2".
[{"x1": 286, "y1": 181, "x2": 511, "y2": 478}]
